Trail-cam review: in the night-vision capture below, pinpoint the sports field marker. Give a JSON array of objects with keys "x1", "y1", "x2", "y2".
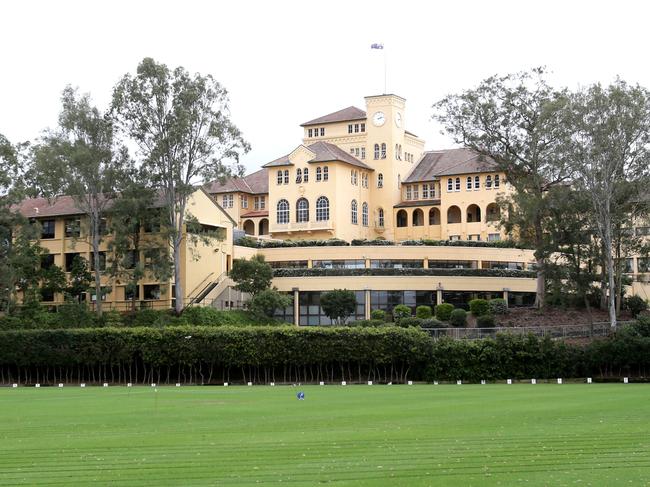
[
  {"x1": 103, "y1": 383, "x2": 108, "y2": 387},
  {"x1": 319, "y1": 381, "x2": 324, "y2": 386},
  {"x1": 247, "y1": 382, "x2": 252, "y2": 386},
  {"x1": 223, "y1": 382, "x2": 228, "y2": 387},
  {"x1": 368, "y1": 381, "x2": 373, "y2": 385},
  {"x1": 557, "y1": 378, "x2": 562, "y2": 384},
  {"x1": 151, "y1": 383, "x2": 156, "y2": 387},
  {"x1": 35, "y1": 383, "x2": 40, "y2": 388},
  {"x1": 587, "y1": 377, "x2": 592, "y2": 383},
  {"x1": 456, "y1": 380, "x2": 461, "y2": 385},
  {"x1": 80, "y1": 383, "x2": 86, "y2": 388},
  {"x1": 270, "y1": 382, "x2": 275, "y2": 386},
  {"x1": 176, "y1": 383, "x2": 181, "y2": 387},
  {"x1": 433, "y1": 381, "x2": 438, "y2": 385},
  {"x1": 341, "y1": 381, "x2": 347, "y2": 386},
  {"x1": 12, "y1": 384, "x2": 17, "y2": 388},
  {"x1": 481, "y1": 380, "x2": 486, "y2": 385},
  {"x1": 58, "y1": 383, "x2": 63, "y2": 388},
  {"x1": 624, "y1": 377, "x2": 629, "y2": 383},
  {"x1": 532, "y1": 379, "x2": 537, "y2": 384},
  {"x1": 507, "y1": 379, "x2": 512, "y2": 385},
  {"x1": 408, "y1": 380, "x2": 413, "y2": 386},
  {"x1": 127, "y1": 383, "x2": 132, "y2": 387}
]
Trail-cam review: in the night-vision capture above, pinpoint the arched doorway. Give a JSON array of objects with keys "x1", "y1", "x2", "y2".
[
  {"x1": 429, "y1": 207, "x2": 440, "y2": 225},
  {"x1": 258, "y1": 218, "x2": 269, "y2": 235},
  {"x1": 397, "y1": 210, "x2": 408, "y2": 227},
  {"x1": 486, "y1": 203, "x2": 500, "y2": 222},
  {"x1": 447, "y1": 206, "x2": 461, "y2": 224},
  {"x1": 412, "y1": 208, "x2": 424, "y2": 226},
  {"x1": 243, "y1": 219, "x2": 255, "y2": 235},
  {"x1": 467, "y1": 204, "x2": 481, "y2": 223}
]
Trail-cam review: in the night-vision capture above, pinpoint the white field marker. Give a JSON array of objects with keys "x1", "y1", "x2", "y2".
[
  {"x1": 151, "y1": 383, "x2": 156, "y2": 387},
  {"x1": 557, "y1": 378, "x2": 562, "y2": 385},
  {"x1": 127, "y1": 383, "x2": 132, "y2": 387},
  {"x1": 624, "y1": 377, "x2": 629, "y2": 384},
  {"x1": 456, "y1": 380, "x2": 461, "y2": 385},
  {"x1": 507, "y1": 379, "x2": 512, "y2": 385},
  {"x1": 408, "y1": 380, "x2": 413, "y2": 386},
  {"x1": 319, "y1": 381, "x2": 324, "y2": 386},
  {"x1": 35, "y1": 384, "x2": 40, "y2": 388},
  {"x1": 80, "y1": 383, "x2": 86, "y2": 388},
  {"x1": 341, "y1": 381, "x2": 347, "y2": 386},
  {"x1": 12, "y1": 384, "x2": 17, "y2": 388},
  {"x1": 587, "y1": 377, "x2": 592, "y2": 384},
  {"x1": 270, "y1": 382, "x2": 275, "y2": 386},
  {"x1": 433, "y1": 381, "x2": 438, "y2": 385},
  {"x1": 223, "y1": 382, "x2": 228, "y2": 387},
  {"x1": 176, "y1": 383, "x2": 181, "y2": 387},
  {"x1": 58, "y1": 383, "x2": 64, "y2": 388},
  {"x1": 247, "y1": 382, "x2": 252, "y2": 386},
  {"x1": 368, "y1": 381, "x2": 373, "y2": 386},
  {"x1": 481, "y1": 380, "x2": 486, "y2": 385},
  {"x1": 531, "y1": 379, "x2": 537, "y2": 385},
  {"x1": 103, "y1": 383, "x2": 108, "y2": 388}
]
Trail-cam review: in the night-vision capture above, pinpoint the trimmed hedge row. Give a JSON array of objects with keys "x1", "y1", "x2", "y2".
[
  {"x1": 272, "y1": 267, "x2": 536, "y2": 278},
  {"x1": 236, "y1": 237, "x2": 534, "y2": 250}
]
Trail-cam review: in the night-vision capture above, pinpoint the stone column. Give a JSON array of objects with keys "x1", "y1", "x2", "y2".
[
  {"x1": 365, "y1": 288, "x2": 371, "y2": 319},
  {"x1": 293, "y1": 288, "x2": 300, "y2": 326}
]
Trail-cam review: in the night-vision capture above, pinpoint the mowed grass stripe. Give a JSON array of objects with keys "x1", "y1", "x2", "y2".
[{"x1": 1, "y1": 385, "x2": 649, "y2": 486}]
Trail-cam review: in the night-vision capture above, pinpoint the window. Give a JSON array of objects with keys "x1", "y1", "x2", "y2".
[
  {"x1": 316, "y1": 167, "x2": 322, "y2": 182},
  {"x1": 65, "y1": 253, "x2": 82, "y2": 272},
  {"x1": 455, "y1": 177, "x2": 461, "y2": 191},
  {"x1": 422, "y1": 184, "x2": 429, "y2": 199},
  {"x1": 277, "y1": 170, "x2": 283, "y2": 185},
  {"x1": 64, "y1": 218, "x2": 81, "y2": 238},
  {"x1": 240, "y1": 195, "x2": 248, "y2": 209},
  {"x1": 413, "y1": 209, "x2": 424, "y2": 226},
  {"x1": 449, "y1": 235, "x2": 461, "y2": 241},
  {"x1": 361, "y1": 147, "x2": 365, "y2": 159},
  {"x1": 277, "y1": 199, "x2": 289, "y2": 224},
  {"x1": 296, "y1": 168, "x2": 302, "y2": 183},
  {"x1": 381, "y1": 143, "x2": 386, "y2": 159},
  {"x1": 362, "y1": 173, "x2": 368, "y2": 188},
  {"x1": 354, "y1": 148, "x2": 360, "y2": 157},
  {"x1": 296, "y1": 198, "x2": 309, "y2": 223},
  {"x1": 303, "y1": 168, "x2": 309, "y2": 183},
  {"x1": 283, "y1": 170, "x2": 289, "y2": 184},
  {"x1": 308, "y1": 129, "x2": 313, "y2": 138},
  {"x1": 494, "y1": 174, "x2": 500, "y2": 188},
  {"x1": 348, "y1": 124, "x2": 353, "y2": 134},
  {"x1": 397, "y1": 210, "x2": 408, "y2": 227},
  {"x1": 474, "y1": 175, "x2": 480, "y2": 189},
  {"x1": 254, "y1": 196, "x2": 260, "y2": 210},
  {"x1": 316, "y1": 196, "x2": 329, "y2": 221},
  {"x1": 351, "y1": 200, "x2": 358, "y2": 224},
  {"x1": 40, "y1": 254, "x2": 55, "y2": 269},
  {"x1": 374, "y1": 144, "x2": 380, "y2": 160},
  {"x1": 143, "y1": 284, "x2": 161, "y2": 300},
  {"x1": 260, "y1": 196, "x2": 266, "y2": 210},
  {"x1": 362, "y1": 202, "x2": 368, "y2": 226},
  {"x1": 447, "y1": 178, "x2": 453, "y2": 192},
  {"x1": 406, "y1": 186, "x2": 412, "y2": 200},
  {"x1": 320, "y1": 127, "x2": 325, "y2": 136},
  {"x1": 486, "y1": 175, "x2": 492, "y2": 189},
  {"x1": 360, "y1": 123, "x2": 365, "y2": 132},
  {"x1": 40, "y1": 219, "x2": 56, "y2": 239},
  {"x1": 353, "y1": 171, "x2": 357, "y2": 185},
  {"x1": 98, "y1": 218, "x2": 108, "y2": 236},
  {"x1": 638, "y1": 257, "x2": 650, "y2": 273},
  {"x1": 371, "y1": 260, "x2": 424, "y2": 269},
  {"x1": 378, "y1": 208, "x2": 385, "y2": 227},
  {"x1": 323, "y1": 167, "x2": 329, "y2": 181},
  {"x1": 378, "y1": 173, "x2": 383, "y2": 188},
  {"x1": 41, "y1": 288, "x2": 55, "y2": 302},
  {"x1": 123, "y1": 250, "x2": 139, "y2": 269},
  {"x1": 413, "y1": 185, "x2": 419, "y2": 200},
  {"x1": 350, "y1": 148, "x2": 355, "y2": 155},
  {"x1": 90, "y1": 251, "x2": 107, "y2": 272},
  {"x1": 125, "y1": 285, "x2": 140, "y2": 301},
  {"x1": 466, "y1": 176, "x2": 472, "y2": 190},
  {"x1": 222, "y1": 194, "x2": 233, "y2": 208},
  {"x1": 354, "y1": 123, "x2": 359, "y2": 133},
  {"x1": 488, "y1": 233, "x2": 501, "y2": 242},
  {"x1": 395, "y1": 143, "x2": 400, "y2": 160}
]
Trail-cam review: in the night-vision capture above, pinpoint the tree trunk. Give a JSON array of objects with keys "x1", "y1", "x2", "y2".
[
  {"x1": 174, "y1": 239, "x2": 183, "y2": 315},
  {"x1": 533, "y1": 214, "x2": 545, "y2": 309},
  {"x1": 92, "y1": 210, "x2": 103, "y2": 317}
]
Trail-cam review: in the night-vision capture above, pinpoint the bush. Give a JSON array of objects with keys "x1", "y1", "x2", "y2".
[
  {"x1": 348, "y1": 319, "x2": 388, "y2": 327},
  {"x1": 625, "y1": 295, "x2": 648, "y2": 318},
  {"x1": 488, "y1": 298, "x2": 508, "y2": 315},
  {"x1": 416, "y1": 306, "x2": 432, "y2": 319},
  {"x1": 398, "y1": 317, "x2": 423, "y2": 328},
  {"x1": 476, "y1": 314, "x2": 496, "y2": 328},
  {"x1": 370, "y1": 309, "x2": 386, "y2": 321},
  {"x1": 434, "y1": 303, "x2": 454, "y2": 321},
  {"x1": 420, "y1": 318, "x2": 446, "y2": 329},
  {"x1": 249, "y1": 288, "x2": 293, "y2": 318},
  {"x1": 449, "y1": 309, "x2": 467, "y2": 327},
  {"x1": 320, "y1": 289, "x2": 357, "y2": 325},
  {"x1": 469, "y1": 299, "x2": 490, "y2": 317},
  {"x1": 392, "y1": 305, "x2": 412, "y2": 325}
]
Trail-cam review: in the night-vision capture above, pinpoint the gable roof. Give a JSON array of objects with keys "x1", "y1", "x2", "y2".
[
  {"x1": 305, "y1": 141, "x2": 373, "y2": 170},
  {"x1": 15, "y1": 195, "x2": 85, "y2": 219},
  {"x1": 301, "y1": 106, "x2": 367, "y2": 127},
  {"x1": 262, "y1": 153, "x2": 293, "y2": 168},
  {"x1": 404, "y1": 148, "x2": 497, "y2": 182},
  {"x1": 204, "y1": 168, "x2": 269, "y2": 194}
]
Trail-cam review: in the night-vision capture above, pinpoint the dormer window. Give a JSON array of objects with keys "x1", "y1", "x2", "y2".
[
  {"x1": 296, "y1": 168, "x2": 302, "y2": 183},
  {"x1": 348, "y1": 124, "x2": 353, "y2": 134},
  {"x1": 308, "y1": 129, "x2": 313, "y2": 138},
  {"x1": 320, "y1": 127, "x2": 325, "y2": 136},
  {"x1": 447, "y1": 178, "x2": 453, "y2": 192},
  {"x1": 494, "y1": 174, "x2": 500, "y2": 188}
]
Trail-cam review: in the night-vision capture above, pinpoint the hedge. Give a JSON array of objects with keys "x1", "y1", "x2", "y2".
[
  {"x1": 236, "y1": 237, "x2": 534, "y2": 250},
  {"x1": 272, "y1": 268, "x2": 536, "y2": 278}
]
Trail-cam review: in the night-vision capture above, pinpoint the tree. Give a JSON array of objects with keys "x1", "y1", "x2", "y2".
[
  {"x1": 67, "y1": 255, "x2": 92, "y2": 301},
  {"x1": 433, "y1": 68, "x2": 573, "y2": 308},
  {"x1": 320, "y1": 289, "x2": 357, "y2": 325},
  {"x1": 30, "y1": 87, "x2": 130, "y2": 317},
  {"x1": 566, "y1": 80, "x2": 650, "y2": 329},
  {"x1": 111, "y1": 57, "x2": 250, "y2": 314},
  {"x1": 230, "y1": 255, "x2": 272, "y2": 295},
  {"x1": 249, "y1": 288, "x2": 292, "y2": 318}
]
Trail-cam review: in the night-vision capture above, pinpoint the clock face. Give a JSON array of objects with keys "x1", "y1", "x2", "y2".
[
  {"x1": 395, "y1": 112, "x2": 402, "y2": 127},
  {"x1": 372, "y1": 111, "x2": 386, "y2": 127}
]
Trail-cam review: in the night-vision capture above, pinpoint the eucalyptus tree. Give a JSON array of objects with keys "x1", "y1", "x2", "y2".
[
  {"x1": 433, "y1": 68, "x2": 573, "y2": 308},
  {"x1": 111, "y1": 57, "x2": 249, "y2": 314},
  {"x1": 30, "y1": 87, "x2": 130, "y2": 317},
  {"x1": 567, "y1": 80, "x2": 650, "y2": 328}
]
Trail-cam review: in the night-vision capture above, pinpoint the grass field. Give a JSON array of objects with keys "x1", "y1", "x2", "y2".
[{"x1": 1, "y1": 384, "x2": 649, "y2": 486}]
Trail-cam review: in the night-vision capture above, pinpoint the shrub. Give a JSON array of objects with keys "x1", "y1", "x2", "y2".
[
  {"x1": 99, "y1": 310, "x2": 124, "y2": 327},
  {"x1": 320, "y1": 289, "x2": 357, "y2": 325},
  {"x1": 420, "y1": 318, "x2": 445, "y2": 329},
  {"x1": 449, "y1": 309, "x2": 467, "y2": 327},
  {"x1": 398, "y1": 317, "x2": 423, "y2": 328},
  {"x1": 476, "y1": 315, "x2": 496, "y2": 328},
  {"x1": 434, "y1": 303, "x2": 454, "y2": 321},
  {"x1": 469, "y1": 299, "x2": 490, "y2": 317},
  {"x1": 348, "y1": 319, "x2": 388, "y2": 327},
  {"x1": 230, "y1": 255, "x2": 273, "y2": 295},
  {"x1": 370, "y1": 309, "x2": 386, "y2": 321},
  {"x1": 488, "y1": 298, "x2": 508, "y2": 315},
  {"x1": 249, "y1": 288, "x2": 293, "y2": 318},
  {"x1": 625, "y1": 295, "x2": 648, "y2": 318},
  {"x1": 415, "y1": 306, "x2": 432, "y2": 319},
  {"x1": 182, "y1": 307, "x2": 224, "y2": 325},
  {"x1": 392, "y1": 304, "x2": 412, "y2": 325}
]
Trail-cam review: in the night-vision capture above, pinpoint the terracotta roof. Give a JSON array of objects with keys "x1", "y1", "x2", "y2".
[
  {"x1": 262, "y1": 154, "x2": 293, "y2": 168},
  {"x1": 301, "y1": 106, "x2": 366, "y2": 127},
  {"x1": 404, "y1": 149, "x2": 497, "y2": 182},
  {"x1": 15, "y1": 195, "x2": 85, "y2": 218},
  {"x1": 241, "y1": 210, "x2": 269, "y2": 218},
  {"x1": 305, "y1": 141, "x2": 374, "y2": 170},
  {"x1": 205, "y1": 168, "x2": 269, "y2": 195},
  {"x1": 393, "y1": 199, "x2": 441, "y2": 208}
]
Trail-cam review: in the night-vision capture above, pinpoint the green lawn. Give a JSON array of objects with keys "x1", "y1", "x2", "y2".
[{"x1": 1, "y1": 384, "x2": 649, "y2": 486}]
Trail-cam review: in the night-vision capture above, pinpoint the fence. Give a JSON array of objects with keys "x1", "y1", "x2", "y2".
[{"x1": 421, "y1": 321, "x2": 633, "y2": 340}]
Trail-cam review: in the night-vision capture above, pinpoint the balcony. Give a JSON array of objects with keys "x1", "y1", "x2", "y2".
[{"x1": 270, "y1": 220, "x2": 335, "y2": 234}]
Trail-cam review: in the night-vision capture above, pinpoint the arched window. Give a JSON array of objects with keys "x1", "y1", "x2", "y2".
[
  {"x1": 466, "y1": 176, "x2": 472, "y2": 190},
  {"x1": 303, "y1": 168, "x2": 309, "y2": 183},
  {"x1": 486, "y1": 175, "x2": 492, "y2": 189},
  {"x1": 381, "y1": 143, "x2": 386, "y2": 159},
  {"x1": 316, "y1": 167, "x2": 322, "y2": 182},
  {"x1": 412, "y1": 208, "x2": 424, "y2": 226},
  {"x1": 323, "y1": 167, "x2": 329, "y2": 181},
  {"x1": 378, "y1": 173, "x2": 384, "y2": 188},
  {"x1": 486, "y1": 203, "x2": 500, "y2": 222},
  {"x1": 296, "y1": 168, "x2": 302, "y2": 183},
  {"x1": 277, "y1": 199, "x2": 289, "y2": 224},
  {"x1": 378, "y1": 208, "x2": 385, "y2": 227},
  {"x1": 494, "y1": 174, "x2": 500, "y2": 188},
  {"x1": 467, "y1": 204, "x2": 481, "y2": 223},
  {"x1": 283, "y1": 170, "x2": 289, "y2": 184},
  {"x1": 296, "y1": 198, "x2": 309, "y2": 223},
  {"x1": 374, "y1": 144, "x2": 380, "y2": 160},
  {"x1": 351, "y1": 199, "x2": 358, "y2": 224},
  {"x1": 455, "y1": 177, "x2": 461, "y2": 191},
  {"x1": 447, "y1": 178, "x2": 453, "y2": 192},
  {"x1": 316, "y1": 196, "x2": 329, "y2": 221},
  {"x1": 362, "y1": 202, "x2": 368, "y2": 227},
  {"x1": 277, "y1": 170, "x2": 283, "y2": 185},
  {"x1": 447, "y1": 205, "x2": 461, "y2": 224},
  {"x1": 429, "y1": 207, "x2": 440, "y2": 225},
  {"x1": 397, "y1": 210, "x2": 408, "y2": 227}
]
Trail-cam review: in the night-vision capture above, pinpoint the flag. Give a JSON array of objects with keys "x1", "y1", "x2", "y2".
[{"x1": 370, "y1": 43, "x2": 384, "y2": 50}]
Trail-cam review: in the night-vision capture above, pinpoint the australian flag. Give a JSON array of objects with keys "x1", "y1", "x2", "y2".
[{"x1": 370, "y1": 43, "x2": 384, "y2": 49}]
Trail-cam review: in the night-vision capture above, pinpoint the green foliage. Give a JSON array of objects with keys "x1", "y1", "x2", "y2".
[
  {"x1": 230, "y1": 255, "x2": 273, "y2": 295},
  {"x1": 625, "y1": 295, "x2": 648, "y2": 318},
  {"x1": 236, "y1": 237, "x2": 534, "y2": 250},
  {"x1": 272, "y1": 268, "x2": 535, "y2": 278},
  {"x1": 434, "y1": 303, "x2": 454, "y2": 321},
  {"x1": 249, "y1": 288, "x2": 293, "y2": 318},
  {"x1": 392, "y1": 304, "x2": 412, "y2": 325},
  {"x1": 236, "y1": 237, "x2": 348, "y2": 248},
  {"x1": 398, "y1": 317, "x2": 422, "y2": 328},
  {"x1": 488, "y1": 298, "x2": 508, "y2": 315},
  {"x1": 469, "y1": 299, "x2": 490, "y2": 317},
  {"x1": 420, "y1": 318, "x2": 445, "y2": 329},
  {"x1": 370, "y1": 309, "x2": 386, "y2": 321},
  {"x1": 348, "y1": 319, "x2": 389, "y2": 327},
  {"x1": 416, "y1": 305, "x2": 432, "y2": 319},
  {"x1": 449, "y1": 309, "x2": 467, "y2": 327},
  {"x1": 476, "y1": 315, "x2": 496, "y2": 328},
  {"x1": 67, "y1": 255, "x2": 92, "y2": 299},
  {"x1": 320, "y1": 289, "x2": 357, "y2": 325}
]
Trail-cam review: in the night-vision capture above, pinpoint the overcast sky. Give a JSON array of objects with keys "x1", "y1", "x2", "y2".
[{"x1": 2, "y1": 0, "x2": 649, "y2": 173}]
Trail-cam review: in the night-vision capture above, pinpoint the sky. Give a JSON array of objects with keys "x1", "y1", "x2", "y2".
[{"x1": 2, "y1": 0, "x2": 650, "y2": 174}]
